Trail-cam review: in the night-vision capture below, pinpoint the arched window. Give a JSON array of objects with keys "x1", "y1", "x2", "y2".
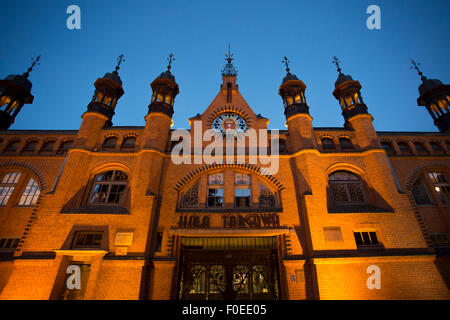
[
  {"x1": 414, "y1": 142, "x2": 429, "y2": 155},
  {"x1": 0, "y1": 172, "x2": 22, "y2": 205},
  {"x1": 21, "y1": 140, "x2": 38, "y2": 154},
  {"x1": 339, "y1": 137, "x2": 353, "y2": 150},
  {"x1": 259, "y1": 183, "x2": 276, "y2": 208},
  {"x1": 18, "y1": 178, "x2": 40, "y2": 206},
  {"x1": 321, "y1": 138, "x2": 335, "y2": 150},
  {"x1": 40, "y1": 140, "x2": 56, "y2": 153},
  {"x1": 102, "y1": 137, "x2": 117, "y2": 150},
  {"x1": 430, "y1": 142, "x2": 445, "y2": 154},
  {"x1": 381, "y1": 141, "x2": 395, "y2": 155},
  {"x1": 121, "y1": 137, "x2": 136, "y2": 150},
  {"x1": 4, "y1": 140, "x2": 20, "y2": 153},
  {"x1": 329, "y1": 171, "x2": 365, "y2": 203},
  {"x1": 180, "y1": 181, "x2": 199, "y2": 208},
  {"x1": 58, "y1": 140, "x2": 73, "y2": 154},
  {"x1": 412, "y1": 177, "x2": 432, "y2": 205},
  {"x1": 397, "y1": 142, "x2": 411, "y2": 155},
  {"x1": 89, "y1": 170, "x2": 128, "y2": 204}
]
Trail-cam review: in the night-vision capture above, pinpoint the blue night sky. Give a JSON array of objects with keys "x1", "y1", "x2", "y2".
[{"x1": 1, "y1": 0, "x2": 449, "y2": 132}]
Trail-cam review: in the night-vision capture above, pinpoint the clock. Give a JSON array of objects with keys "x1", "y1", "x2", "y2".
[{"x1": 211, "y1": 112, "x2": 247, "y2": 135}]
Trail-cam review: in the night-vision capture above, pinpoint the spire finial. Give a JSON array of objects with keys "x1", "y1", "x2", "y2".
[
  {"x1": 23, "y1": 55, "x2": 41, "y2": 78},
  {"x1": 113, "y1": 54, "x2": 125, "y2": 74},
  {"x1": 332, "y1": 56, "x2": 343, "y2": 75},
  {"x1": 282, "y1": 56, "x2": 290, "y2": 74},
  {"x1": 167, "y1": 53, "x2": 175, "y2": 72},
  {"x1": 410, "y1": 59, "x2": 427, "y2": 81},
  {"x1": 225, "y1": 44, "x2": 234, "y2": 64}
]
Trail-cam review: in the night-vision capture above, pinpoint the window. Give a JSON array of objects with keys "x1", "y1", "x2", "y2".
[
  {"x1": 329, "y1": 171, "x2": 365, "y2": 203},
  {"x1": 414, "y1": 142, "x2": 429, "y2": 155},
  {"x1": 321, "y1": 138, "x2": 335, "y2": 150},
  {"x1": 429, "y1": 233, "x2": 450, "y2": 246},
  {"x1": 412, "y1": 178, "x2": 433, "y2": 205},
  {"x1": 102, "y1": 137, "x2": 117, "y2": 150},
  {"x1": 397, "y1": 142, "x2": 411, "y2": 155},
  {"x1": 207, "y1": 173, "x2": 224, "y2": 208},
  {"x1": 323, "y1": 227, "x2": 343, "y2": 242},
  {"x1": 89, "y1": 170, "x2": 128, "y2": 204},
  {"x1": 430, "y1": 142, "x2": 445, "y2": 154},
  {"x1": 40, "y1": 140, "x2": 55, "y2": 153},
  {"x1": 72, "y1": 231, "x2": 103, "y2": 249},
  {"x1": 121, "y1": 137, "x2": 136, "y2": 150},
  {"x1": 154, "y1": 233, "x2": 163, "y2": 253},
  {"x1": 428, "y1": 172, "x2": 450, "y2": 204},
  {"x1": 0, "y1": 238, "x2": 20, "y2": 250},
  {"x1": 339, "y1": 137, "x2": 353, "y2": 150},
  {"x1": 22, "y1": 140, "x2": 38, "y2": 153},
  {"x1": 58, "y1": 141, "x2": 73, "y2": 154},
  {"x1": 18, "y1": 178, "x2": 40, "y2": 206},
  {"x1": 354, "y1": 231, "x2": 380, "y2": 247},
  {"x1": 0, "y1": 172, "x2": 22, "y2": 205},
  {"x1": 381, "y1": 141, "x2": 395, "y2": 155},
  {"x1": 259, "y1": 183, "x2": 276, "y2": 208},
  {"x1": 4, "y1": 141, "x2": 20, "y2": 153},
  {"x1": 180, "y1": 181, "x2": 199, "y2": 208},
  {"x1": 235, "y1": 173, "x2": 251, "y2": 208}
]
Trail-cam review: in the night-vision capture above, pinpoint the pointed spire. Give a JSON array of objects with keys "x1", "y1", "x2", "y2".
[
  {"x1": 22, "y1": 55, "x2": 41, "y2": 78},
  {"x1": 167, "y1": 53, "x2": 175, "y2": 72},
  {"x1": 282, "y1": 56, "x2": 290, "y2": 74},
  {"x1": 113, "y1": 54, "x2": 125, "y2": 75},
  {"x1": 221, "y1": 45, "x2": 237, "y2": 76},
  {"x1": 410, "y1": 59, "x2": 427, "y2": 81},
  {"x1": 332, "y1": 56, "x2": 343, "y2": 75}
]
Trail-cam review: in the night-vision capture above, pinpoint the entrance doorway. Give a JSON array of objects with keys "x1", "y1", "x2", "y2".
[{"x1": 177, "y1": 237, "x2": 280, "y2": 300}]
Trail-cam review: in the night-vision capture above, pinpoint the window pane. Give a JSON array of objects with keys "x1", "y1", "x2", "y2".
[
  {"x1": 412, "y1": 179, "x2": 432, "y2": 205},
  {"x1": 362, "y1": 232, "x2": 372, "y2": 245},
  {"x1": 235, "y1": 188, "x2": 251, "y2": 208},
  {"x1": 235, "y1": 173, "x2": 250, "y2": 185},
  {"x1": 181, "y1": 182, "x2": 199, "y2": 208},
  {"x1": 347, "y1": 183, "x2": 365, "y2": 202},
  {"x1": 18, "y1": 178, "x2": 40, "y2": 206},
  {"x1": 354, "y1": 232, "x2": 363, "y2": 246},
  {"x1": 331, "y1": 183, "x2": 349, "y2": 202}
]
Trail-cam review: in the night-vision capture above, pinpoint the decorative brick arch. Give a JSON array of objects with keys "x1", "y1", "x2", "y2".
[
  {"x1": 404, "y1": 161, "x2": 450, "y2": 248},
  {"x1": 0, "y1": 160, "x2": 47, "y2": 191},
  {"x1": 173, "y1": 163, "x2": 285, "y2": 192},
  {"x1": 405, "y1": 161, "x2": 450, "y2": 189},
  {"x1": 206, "y1": 106, "x2": 253, "y2": 128}
]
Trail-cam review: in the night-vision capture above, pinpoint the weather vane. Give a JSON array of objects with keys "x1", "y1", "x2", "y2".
[
  {"x1": 23, "y1": 55, "x2": 41, "y2": 78},
  {"x1": 225, "y1": 44, "x2": 234, "y2": 64},
  {"x1": 167, "y1": 53, "x2": 175, "y2": 71},
  {"x1": 410, "y1": 59, "x2": 426, "y2": 81},
  {"x1": 114, "y1": 54, "x2": 125, "y2": 73},
  {"x1": 332, "y1": 56, "x2": 342, "y2": 74},
  {"x1": 282, "y1": 56, "x2": 290, "y2": 73}
]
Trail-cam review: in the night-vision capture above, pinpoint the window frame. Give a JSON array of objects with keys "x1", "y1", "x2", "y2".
[
  {"x1": 329, "y1": 171, "x2": 366, "y2": 205},
  {"x1": 71, "y1": 231, "x2": 103, "y2": 249},
  {"x1": 88, "y1": 170, "x2": 129, "y2": 206},
  {"x1": 353, "y1": 231, "x2": 381, "y2": 248}
]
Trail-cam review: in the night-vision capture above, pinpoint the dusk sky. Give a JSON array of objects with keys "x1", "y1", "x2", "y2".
[{"x1": 1, "y1": 0, "x2": 449, "y2": 132}]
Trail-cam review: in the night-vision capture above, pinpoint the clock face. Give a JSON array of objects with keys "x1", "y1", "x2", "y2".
[{"x1": 211, "y1": 112, "x2": 247, "y2": 135}]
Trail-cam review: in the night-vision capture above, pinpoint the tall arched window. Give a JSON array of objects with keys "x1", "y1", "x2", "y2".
[
  {"x1": 0, "y1": 172, "x2": 22, "y2": 205},
  {"x1": 397, "y1": 142, "x2": 411, "y2": 155},
  {"x1": 18, "y1": 178, "x2": 40, "y2": 206},
  {"x1": 413, "y1": 142, "x2": 429, "y2": 155},
  {"x1": 329, "y1": 171, "x2": 365, "y2": 203},
  {"x1": 430, "y1": 142, "x2": 445, "y2": 155},
  {"x1": 339, "y1": 137, "x2": 353, "y2": 150},
  {"x1": 89, "y1": 170, "x2": 128, "y2": 204}
]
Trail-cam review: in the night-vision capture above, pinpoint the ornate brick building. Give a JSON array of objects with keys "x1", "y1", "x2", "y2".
[{"x1": 0, "y1": 53, "x2": 449, "y2": 300}]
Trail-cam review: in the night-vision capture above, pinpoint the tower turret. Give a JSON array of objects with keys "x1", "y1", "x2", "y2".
[
  {"x1": 411, "y1": 59, "x2": 450, "y2": 132},
  {"x1": 278, "y1": 57, "x2": 314, "y2": 151},
  {"x1": 141, "y1": 54, "x2": 179, "y2": 152},
  {"x1": 331, "y1": 56, "x2": 368, "y2": 125},
  {"x1": 331, "y1": 57, "x2": 380, "y2": 150},
  {"x1": 74, "y1": 55, "x2": 125, "y2": 149},
  {"x1": 0, "y1": 56, "x2": 39, "y2": 130}
]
